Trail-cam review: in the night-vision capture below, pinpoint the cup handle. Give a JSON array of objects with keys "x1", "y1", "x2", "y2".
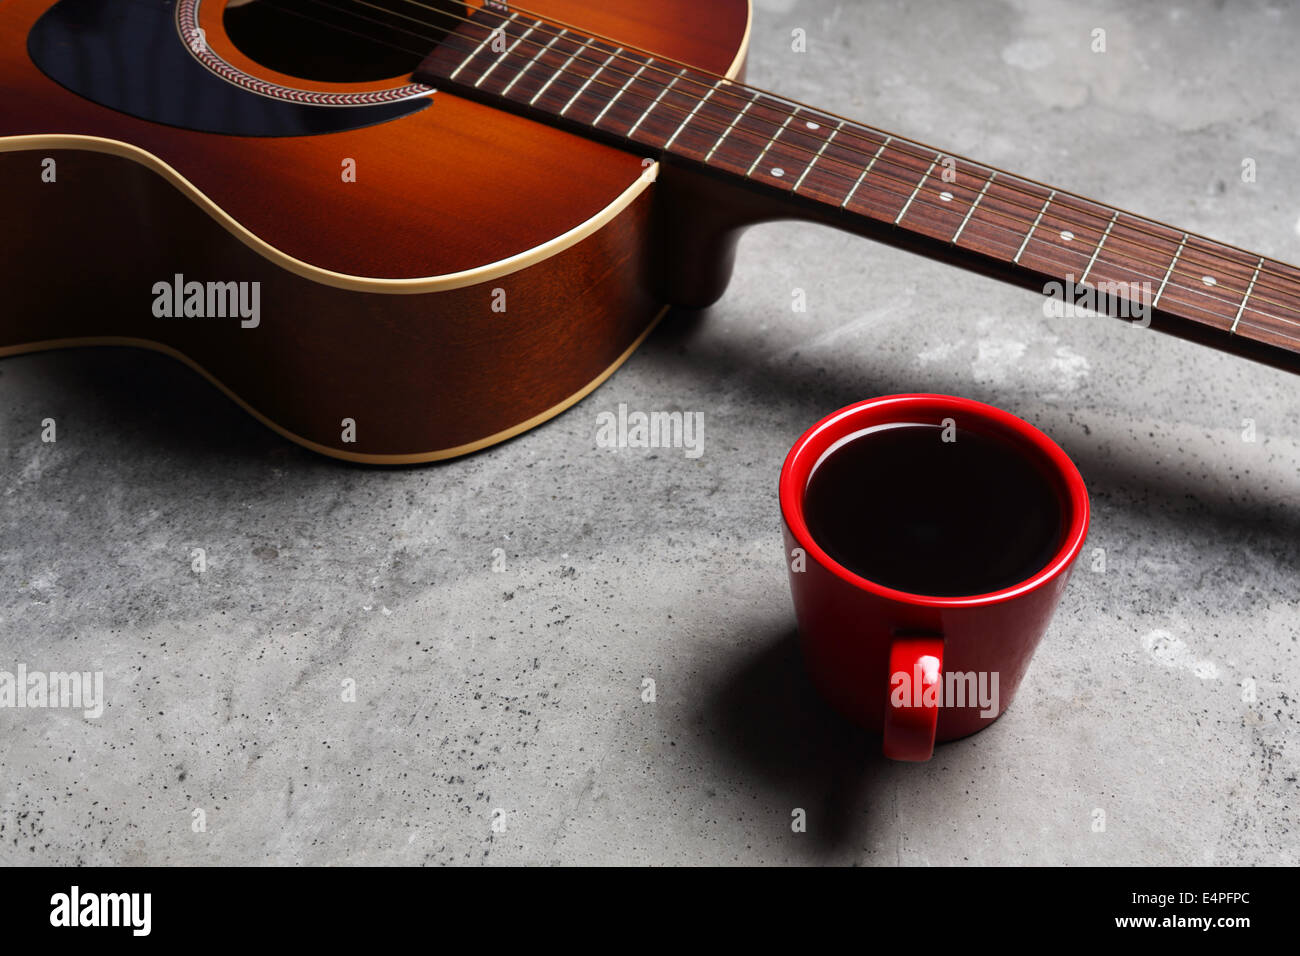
[{"x1": 883, "y1": 635, "x2": 945, "y2": 761}]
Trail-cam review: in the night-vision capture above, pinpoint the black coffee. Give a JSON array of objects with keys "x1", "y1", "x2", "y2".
[{"x1": 803, "y1": 422, "x2": 1065, "y2": 596}]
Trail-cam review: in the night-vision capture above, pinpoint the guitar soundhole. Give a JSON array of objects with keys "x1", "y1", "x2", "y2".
[{"x1": 222, "y1": 0, "x2": 436, "y2": 83}]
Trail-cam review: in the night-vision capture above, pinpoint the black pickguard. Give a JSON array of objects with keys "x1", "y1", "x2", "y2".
[{"x1": 27, "y1": 0, "x2": 430, "y2": 137}]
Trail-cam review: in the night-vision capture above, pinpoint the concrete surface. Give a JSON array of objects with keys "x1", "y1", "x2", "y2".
[{"x1": 2, "y1": 0, "x2": 1298, "y2": 865}]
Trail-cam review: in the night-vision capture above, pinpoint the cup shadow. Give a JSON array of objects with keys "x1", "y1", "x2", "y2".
[
  {"x1": 650, "y1": 306, "x2": 1300, "y2": 553},
  {"x1": 697, "y1": 623, "x2": 901, "y2": 858}
]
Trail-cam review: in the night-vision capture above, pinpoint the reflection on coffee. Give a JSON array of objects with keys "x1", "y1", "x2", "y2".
[{"x1": 803, "y1": 422, "x2": 1065, "y2": 596}]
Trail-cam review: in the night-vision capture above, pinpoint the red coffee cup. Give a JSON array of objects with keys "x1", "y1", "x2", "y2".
[{"x1": 778, "y1": 394, "x2": 1089, "y2": 761}]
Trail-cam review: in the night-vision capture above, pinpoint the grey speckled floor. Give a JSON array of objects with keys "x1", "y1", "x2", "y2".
[{"x1": 2, "y1": 0, "x2": 1298, "y2": 865}]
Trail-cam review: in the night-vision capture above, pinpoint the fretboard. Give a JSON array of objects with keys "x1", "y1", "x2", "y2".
[{"x1": 416, "y1": 6, "x2": 1300, "y2": 371}]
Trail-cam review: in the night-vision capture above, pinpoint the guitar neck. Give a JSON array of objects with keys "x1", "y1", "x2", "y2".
[{"x1": 417, "y1": 7, "x2": 1300, "y2": 374}]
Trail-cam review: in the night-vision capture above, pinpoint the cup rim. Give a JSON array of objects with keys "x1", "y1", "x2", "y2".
[{"x1": 778, "y1": 393, "x2": 1091, "y2": 608}]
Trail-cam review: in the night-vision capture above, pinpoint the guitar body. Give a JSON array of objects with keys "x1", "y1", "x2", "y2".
[{"x1": 0, "y1": 0, "x2": 752, "y2": 462}]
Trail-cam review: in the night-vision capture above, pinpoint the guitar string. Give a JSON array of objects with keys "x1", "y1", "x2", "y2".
[
  {"x1": 487, "y1": 0, "x2": 1300, "y2": 303},
  {"x1": 257, "y1": 0, "x2": 1300, "y2": 329},
  {"x1": 263, "y1": 0, "x2": 1300, "y2": 338},
  {"x1": 253, "y1": 0, "x2": 439, "y2": 52},
  {"x1": 330, "y1": 0, "x2": 1300, "y2": 316},
  {"x1": 371, "y1": 0, "x2": 1300, "y2": 308},
  {"x1": 256, "y1": 0, "x2": 465, "y2": 51},
  {"x1": 251, "y1": 0, "x2": 1300, "y2": 340},
  {"x1": 299, "y1": 0, "x2": 1300, "y2": 313}
]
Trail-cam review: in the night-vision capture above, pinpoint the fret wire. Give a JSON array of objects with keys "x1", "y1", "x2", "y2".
[
  {"x1": 895, "y1": 156, "x2": 938, "y2": 224},
  {"x1": 803, "y1": 109, "x2": 1291, "y2": 298},
  {"x1": 747, "y1": 108, "x2": 796, "y2": 176},
  {"x1": 992, "y1": 216, "x2": 1300, "y2": 333},
  {"x1": 592, "y1": 56, "x2": 651, "y2": 127},
  {"x1": 429, "y1": 9, "x2": 1300, "y2": 309},
  {"x1": 887, "y1": 182, "x2": 1297, "y2": 333},
  {"x1": 500, "y1": 26, "x2": 566, "y2": 95},
  {"x1": 450, "y1": 11, "x2": 519, "y2": 80},
  {"x1": 1081, "y1": 210, "x2": 1119, "y2": 285},
  {"x1": 792, "y1": 119, "x2": 844, "y2": 193},
  {"x1": 559, "y1": 44, "x2": 623, "y2": 115},
  {"x1": 427, "y1": 23, "x2": 1300, "y2": 335},
  {"x1": 530, "y1": 35, "x2": 591, "y2": 106},
  {"x1": 627, "y1": 67, "x2": 687, "y2": 138},
  {"x1": 1153, "y1": 235, "x2": 1187, "y2": 309},
  {"x1": 782, "y1": 114, "x2": 1296, "y2": 299},
  {"x1": 449, "y1": 20, "x2": 1297, "y2": 311},
  {"x1": 474, "y1": 19, "x2": 541, "y2": 89},
  {"x1": 705, "y1": 89, "x2": 756, "y2": 161},
  {"x1": 842, "y1": 136, "x2": 891, "y2": 209},
  {"x1": 1230, "y1": 257, "x2": 1266, "y2": 334},
  {"x1": 1014, "y1": 191, "x2": 1056, "y2": 263},
  {"x1": 400, "y1": 13, "x2": 1300, "y2": 356},
  {"x1": 952, "y1": 171, "x2": 996, "y2": 244},
  {"x1": 664, "y1": 80, "x2": 719, "y2": 150}
]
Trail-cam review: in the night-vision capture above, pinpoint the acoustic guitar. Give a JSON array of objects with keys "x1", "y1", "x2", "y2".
[{"x1": 3, "y1": 0, "x2": 1297, "y2": 463}]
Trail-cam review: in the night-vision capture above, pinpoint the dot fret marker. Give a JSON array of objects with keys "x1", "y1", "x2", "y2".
[{"x1": 411, "y1": 8, "x2": 1300, "y2": 375}]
